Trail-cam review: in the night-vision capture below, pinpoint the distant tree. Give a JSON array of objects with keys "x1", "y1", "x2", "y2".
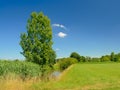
[
  {"x1": 100, "y1": 55, "x2": 110, "y2": 62},
  {"x1": 84, "y1": 56, "x2": 91, "y2": 62},
  {"x1": 110, "y1": 52, "x2": 115, "y2": 61},
  {"x1": 117, "y1": 53, "x2": 120, "y2": 62},
  {"x1": 114, "y1": 53, "x2": 120, "y2": 62},
  {"x1": 70, "y1": 52, "x2": 81, "y2": 62},
  {"x1": 92, "y1": 58, "x2": 100, "y2": 62},
  {"x1": 80, "y1": 56, "x2": 86, "y2": 62},
  {"x1": 20, "y1": 12, "x2": 56, "y2": 75}
]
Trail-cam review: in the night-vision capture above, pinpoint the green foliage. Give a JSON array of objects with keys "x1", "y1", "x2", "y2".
[
  {"x1": 90, "y1": 58, "x2": 100, "y2": 62},
  {"x1": 70, "y1": 51, "x2": 120, "y2": 63},
  {"x1": 100, "y1": 55, "x2": 110, "y2": 62},
  {"x1": 110, "y1": 52, "x2": 120, "y2": 62},
  {"x1": 84, "y1": 56, "x2": 91, "y2": 62},
  {"x1": 0, "y1": 60, "x2": 41, "y2": 79},
  {"x1": 20, "y1": 12, "x2": 56, "y2": 67},
  {"x1": 70, "y1": 52, "x2": 81, "y2": 62},
  {"x1": 100, "y1": 52, "x2": 120, "y2": 62},
  {"x1": 114, "y1": 53, "x2": 120, "y2": 62},
  {"x1": 110, "y1": 52, "x2": 115, "y2": 61},
  {"x1": 20, "y1": 12, "x2": 56, "y2": 77},
  {"x1": 58, "y1": 58, "x2": 78, "y2": 71}
]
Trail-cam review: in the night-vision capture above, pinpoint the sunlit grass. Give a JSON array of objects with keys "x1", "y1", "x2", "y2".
[
  {"x1": 1, "y1": 63, "x2": 120, "y2": 90},
  {"x1": 31, "y1": 63, "x2": 120, "y2": 90},
  {"x1": 0, "y1": 78, "x2": 31, "y2": 90}
]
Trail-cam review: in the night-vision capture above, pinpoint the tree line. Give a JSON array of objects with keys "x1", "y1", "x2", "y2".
[{"x1": 69, "y1": 52, "x2": 120, "y2": 62}]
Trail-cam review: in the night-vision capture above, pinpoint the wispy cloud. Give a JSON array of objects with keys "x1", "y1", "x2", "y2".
[
  {"x1": 52, "y1": 24, "x2": 66, "y2": 30},
  {"x1": 55, "y1": 48, "x2": 60, "y2": 51},
  {"x1": 57, "y1": 32, "x2": 67, "y2": 38}
]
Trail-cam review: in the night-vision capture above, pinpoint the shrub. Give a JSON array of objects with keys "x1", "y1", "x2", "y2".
[{"x1": 58, "y1": 58, "x2": 78, "y2": 71}]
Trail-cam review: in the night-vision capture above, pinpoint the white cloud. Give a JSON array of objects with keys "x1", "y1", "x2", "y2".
[
  {"x1": 56, "y1": 48, "x2": 60, "y2": 51},
  {"x1": 57, "y1": 32, "x2": 67, "y2": 38},
  {"x1": 52, "y1": 24, "x2": 66, "y2": 30}
]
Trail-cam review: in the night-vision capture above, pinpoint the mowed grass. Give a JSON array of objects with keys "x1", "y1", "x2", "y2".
[{"x1": 31, "y1": 63, "x2": 120, "y2": 90}]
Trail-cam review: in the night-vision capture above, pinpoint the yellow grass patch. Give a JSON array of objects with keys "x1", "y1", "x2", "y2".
[{"x1": 0, "y1": 78, "x2": 40, "y2": 90}]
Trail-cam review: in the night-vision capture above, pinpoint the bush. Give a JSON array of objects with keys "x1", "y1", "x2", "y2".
[{"x1": 58, "y1": 58, "x2": 78, "y2": 71}]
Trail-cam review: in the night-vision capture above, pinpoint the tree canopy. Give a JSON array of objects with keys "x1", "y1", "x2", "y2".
[
  {"x1": 20, "y1": 12, "x2": 56, "y2": 68},
  {"x1": 70, "y1": 52, "x2": 81, "y2": 62}
]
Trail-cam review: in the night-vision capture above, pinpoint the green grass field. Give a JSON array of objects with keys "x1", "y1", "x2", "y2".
[
  {"x1": 31, "y1": 63, "x2": 120, "y2": 90},
  {"x1": 1, "y1": 63, "x2": 120, "y2": 90}
]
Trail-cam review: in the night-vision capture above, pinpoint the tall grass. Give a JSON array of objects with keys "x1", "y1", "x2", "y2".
[{"x1": 0, "y1": 60, "x2": 41, "y2": 80}]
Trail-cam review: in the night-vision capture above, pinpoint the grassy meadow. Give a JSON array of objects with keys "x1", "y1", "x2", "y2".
[
  {"x1": 1, "y1": 63, "x2": 120, "y2": 90},
  {"x1": 30, "y1": 63, "x2": 120, "y2": 90}
]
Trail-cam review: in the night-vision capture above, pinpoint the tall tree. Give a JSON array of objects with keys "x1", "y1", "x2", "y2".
[{"x1": 20, "y1": 12, "x2": 56, "y2": 70}]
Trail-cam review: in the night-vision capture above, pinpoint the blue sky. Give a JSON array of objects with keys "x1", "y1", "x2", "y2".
[{"x1": 0, "y1": 0, "x2": 120, "y2": 59}]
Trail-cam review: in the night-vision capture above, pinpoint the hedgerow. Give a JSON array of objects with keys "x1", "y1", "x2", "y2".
[{"x1": 57, "y1": 58, "x2": 78, "y2": 71}]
